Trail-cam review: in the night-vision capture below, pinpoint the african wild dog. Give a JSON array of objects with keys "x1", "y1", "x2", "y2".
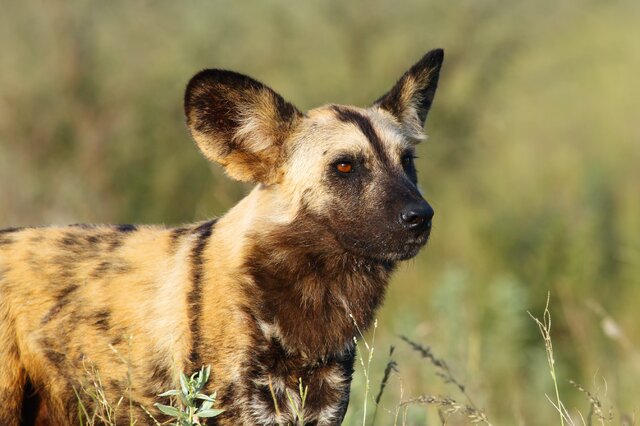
[{"x1": 0, "y1": 49, "x2": 443, "y2": 425}]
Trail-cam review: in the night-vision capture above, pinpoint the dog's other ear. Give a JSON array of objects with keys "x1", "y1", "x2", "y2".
[
  {"x1": 374, "y1": 49, "x2": 444, "y2": 141},
  {"x1": 185, "y1": 70, "x2": 302, "y2": 183}
]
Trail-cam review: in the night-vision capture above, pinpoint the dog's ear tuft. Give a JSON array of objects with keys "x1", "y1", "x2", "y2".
[
  {"x1": 185, "y1": 70, "x2": 302, "y2": 183},
  {"x1": 374, "y1": 49, "x2": 444, "y2": 140}
]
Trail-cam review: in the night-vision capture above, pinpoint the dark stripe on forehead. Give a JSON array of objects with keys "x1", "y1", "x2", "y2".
[{"x1": 331, "y1": 105, "x2": 388, "y2": 166}]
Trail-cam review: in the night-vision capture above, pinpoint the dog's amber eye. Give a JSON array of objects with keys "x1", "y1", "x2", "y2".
[{"x1": 336, "y1": 162, "x2": 353, "y2": 173}]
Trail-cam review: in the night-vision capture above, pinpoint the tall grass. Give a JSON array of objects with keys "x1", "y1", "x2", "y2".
[{"x1": 69, "y1": 294, "x2": 631, "y2": 425}]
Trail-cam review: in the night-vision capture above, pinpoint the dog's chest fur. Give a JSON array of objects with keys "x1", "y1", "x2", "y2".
[
  {"x1": 206, "y1": 216, "x2": 390, "y2": 424},
  {"x1": 216, "y1": 324, "x2": 355, "y2": 425}
]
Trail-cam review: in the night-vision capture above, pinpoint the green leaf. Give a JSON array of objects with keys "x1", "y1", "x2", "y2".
[
  {"x1": 158, "y1": 389, "x2": 181, "y2": 397},
  {"x1": 179, "y1": 373, "x2": 189, "y2": 396},
  {"x1": 195, "y1": 393, "x2": 215, "y2": 402},
  {"x1": 154, "y1": 403, "x2": 181, "y2": 418},
  {"x1": 200, "y1": 399, "x2": 214, "y2": 410},
  {"x1": 203, "y1": 365, "x2": 211, "y2": 383},
  {"x1": 196, "y1": 408, "x2": 225, "y2": 417}
]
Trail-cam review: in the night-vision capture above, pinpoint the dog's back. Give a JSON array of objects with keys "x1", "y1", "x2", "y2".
[{"x1": 0, "y1": 224, "x2": 193, "y2": 423}]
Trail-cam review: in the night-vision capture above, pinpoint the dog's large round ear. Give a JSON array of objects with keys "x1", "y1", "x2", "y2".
[
  {"x1": 373, "y1": 49, "x2": 444, "y2": 141},
  {"x1": 184, "y1": 70, "x2": 302, "y2": 184}
]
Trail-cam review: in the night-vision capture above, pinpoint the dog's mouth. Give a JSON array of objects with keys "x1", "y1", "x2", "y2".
[
  {"x1": 386, "y1": 231, "x2": 431, "y2": 261},
  {"x1": 338, "y1": 228, "x2": 431, "y2": 263}
]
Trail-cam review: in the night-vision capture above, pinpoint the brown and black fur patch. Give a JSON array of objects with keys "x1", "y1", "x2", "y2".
[
  {"x1": 188, "y1": 219, "x2": 218, "y2": 367},
  {"x1": 185, "y1": 70, "x2": 303, "y2": 184},
  {"x1": 0, "y1": 227, "x2": 23, "y2": 246},
  {"x1": 243, "y1": 209, "x2": 393, "y2": 356},
  {"x1": 376, "y1": 48, "x2": 444, "y2": 135}
]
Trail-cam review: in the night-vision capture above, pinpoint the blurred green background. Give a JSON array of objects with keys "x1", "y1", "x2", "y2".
[{"x1": 1, "y1": 0, "x2": 639, "y2": 424}]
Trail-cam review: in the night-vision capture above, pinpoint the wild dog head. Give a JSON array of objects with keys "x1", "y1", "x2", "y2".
[{"x1": 184, "y1": 49, "x2": 444, "y2": 263}]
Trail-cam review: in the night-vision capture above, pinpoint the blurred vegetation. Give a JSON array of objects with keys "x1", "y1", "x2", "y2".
[{"x1": 1, "y1": 0, "x2": 639, "y2": 424}]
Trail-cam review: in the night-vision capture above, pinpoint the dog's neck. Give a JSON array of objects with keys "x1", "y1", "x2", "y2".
[{"x1": 227, "y1": 187, "x2": 396, "y2": 357}]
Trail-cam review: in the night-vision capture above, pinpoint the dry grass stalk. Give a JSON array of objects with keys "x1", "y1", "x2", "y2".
[
  {"x1": 570, "y1": 380, "x2": 613, "y2": 426},
  {"x1": 400, "y1": 395, "x2": 491, "y2": 424},
  {"x1": 371, "y1": 346, "x2": 398, "y2": 425},
  {"x1": 528, "y1": 292, "x2": 571, "y2": 426},
  {"x1": 399, "y1": 336, "x2": 491, "y2": 425},
  {"x1": 75, "y1": 357, "x2": 123, "y2": 425},
  {"x1": 350, "y1": 315, "x2": 378, "y2": 426}
]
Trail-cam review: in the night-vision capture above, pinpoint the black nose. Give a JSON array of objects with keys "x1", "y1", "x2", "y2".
[{"x1": 400, "y1": 202, "x2": 434, "y2": 230}]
